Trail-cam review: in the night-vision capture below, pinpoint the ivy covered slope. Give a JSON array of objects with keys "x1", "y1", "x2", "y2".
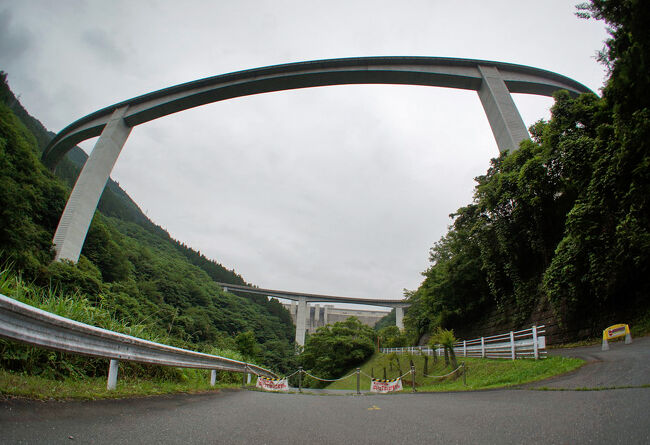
[
  {"x1": 405, "y1": 0, "x2": 650, "y2": 342},
  {"x1": 0, "y1": 73, "x2": 295, "y2": 373}
]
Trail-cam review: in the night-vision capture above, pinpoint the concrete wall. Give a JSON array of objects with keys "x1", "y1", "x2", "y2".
[{"x1": 281, "y1": 302, "x2": 389, "y2": 333}]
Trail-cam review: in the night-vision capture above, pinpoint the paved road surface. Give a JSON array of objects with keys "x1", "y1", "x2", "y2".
[
  {"x1": 529, "y1": 334, "x2": 650, "y2": 389},
  {"x1": 1, "y1": 337, "x2": 648, "y2": 444}
]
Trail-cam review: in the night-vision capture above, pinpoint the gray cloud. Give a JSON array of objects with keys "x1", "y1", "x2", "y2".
[
  {"x1": 0, "y1": 9, "x2": 32, "y2": 63},
  {"x1": 81, "y1": 28, "x2": 126, "y2": 65}
]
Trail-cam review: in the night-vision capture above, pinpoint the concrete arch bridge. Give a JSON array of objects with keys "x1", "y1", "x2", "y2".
[{"x1": 41, "y1": 57, "x2": 592, "y2": 347}]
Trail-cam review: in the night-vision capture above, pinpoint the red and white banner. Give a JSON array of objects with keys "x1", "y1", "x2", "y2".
[
  {"x1": 256, "y1": 377, "x2": 289, "y2": 391},
  {"x1": 370, "y1": 378, "x2": 403, "y2": 393}
]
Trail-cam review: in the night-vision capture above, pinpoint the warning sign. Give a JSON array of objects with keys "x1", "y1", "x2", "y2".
[
  {"x1": 603, "y1": 324, "x2": 630, "y2": 340},
  {"x1": 256, "y1": 376, "x2": 289, "y2": 391},
  {"x1": 370, "y1": 378, "x2": 403, "y2": 393}
]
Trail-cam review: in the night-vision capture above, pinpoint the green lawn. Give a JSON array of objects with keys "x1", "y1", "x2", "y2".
[
  {"x1": 325, "y1": 353, "x2": 583, "y2": 392},
  {"x1": 0, "y1": 369, "x2": 240, "y2": 400}
]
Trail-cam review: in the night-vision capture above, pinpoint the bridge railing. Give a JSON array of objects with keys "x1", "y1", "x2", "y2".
[
  {"x1": 0, "y1": 293, "x2": 276, "y2": 389},
  {"x1": 381, "y1": 325, "x2": 546, "y2": 359}
]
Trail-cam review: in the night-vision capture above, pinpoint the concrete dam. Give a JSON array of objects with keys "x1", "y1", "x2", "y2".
[{"x1": 280, "y1": 301, "x2": 390, "y2": 333}]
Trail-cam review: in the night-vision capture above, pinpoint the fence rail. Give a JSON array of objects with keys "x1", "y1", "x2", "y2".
[
  {"x1": 0, "y1": 293, "x2": 276, "y2": 388},
  {"x1": 382, "y1": 325, "x2": 546, "y2": 359}
]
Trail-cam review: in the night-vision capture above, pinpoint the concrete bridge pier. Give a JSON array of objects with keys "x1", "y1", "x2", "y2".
[
  {"x1": 477, "y1": 65, "x2": 530, "y2": 152},
  {"x1": 396, "y1": 307, "x2": 404, "y2": 330},
  {"x1": 295, "y1": 297, "x2": 307, "y2": 346},
  {"x1": 52, "y1": 106, "x2": 132, "y2": 261}
]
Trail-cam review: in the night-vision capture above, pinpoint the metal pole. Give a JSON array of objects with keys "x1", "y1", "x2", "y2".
[
  {"x1": 411, "y1": 366, "x2": 416, "y2": 392},
  {"x1": 298, "y1": 366, "x2": 303, "y2": 393},
  {"x1": 463, "y1": 362, "x2": 467, "y2": 386},
  {"x1": 356, "y1": 368, "x2": 361, "y2": 395},
  {"x1": 107, "y1": 359, "x2": 119, "y2": 390}
]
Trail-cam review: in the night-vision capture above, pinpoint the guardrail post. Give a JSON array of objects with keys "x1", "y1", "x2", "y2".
[
  {"x1": 107, "y1": 359, "x2": 119, "y2": 390},
  {"x1": 356, "y1": 368, "x2": 361, "y2": 395},
  {"x1": 298, "y1": 366, "x2": 303, "y2": 393},
  {"x1": 463, "y1": 340, "x2": 467, "y2": 357},
  {"x1": 481, "y1": 337, "x2": 485, "y2": 358},
  {"x1": 532, "y1": 325, "x2": 539, "y2": 360},
  {"x1": 411, "y1": 366, "x2": 416, "y2": 393},
  {"x1": 242, "y1": 365, "x2": 247, "y2": 388},
  {"x1": 510, "y1": 331, "x2": 516, "y2": 360},
  {"x1": 210, "y1": 369, "x2": 217, "y2": 386}
]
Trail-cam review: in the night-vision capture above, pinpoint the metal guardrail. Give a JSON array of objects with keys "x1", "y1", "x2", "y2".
[
  {"x1": 0, "y1": 293, "x2": 276, "y2": 389},
  {"x1": 382, "y1": 325, "x2": 547, "y2": 359}
]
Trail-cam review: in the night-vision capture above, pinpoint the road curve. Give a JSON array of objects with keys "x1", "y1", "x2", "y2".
[
  {"x1": 529, "y1": 334, "x2": 650, "y2": 389},
  {"x1": 2, "y1": 388, "x2": 649, "y2": 444},
  {"x1": 2, "y1": 338, "x2": 648, "y2": 444}
]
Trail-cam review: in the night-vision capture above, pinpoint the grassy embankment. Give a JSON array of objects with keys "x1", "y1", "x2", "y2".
[
  {"x1": 0, "y1": 369, "x2": 239, "y2": 400},
  {"x1": 325, "y1": 353, "x2": 583, "y2": 392},
  {"x1": 0, "y1": 268, "x2": 246, "y2": 400}
]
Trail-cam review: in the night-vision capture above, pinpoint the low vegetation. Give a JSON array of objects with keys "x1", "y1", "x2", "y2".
[
  {"x1": 325, "y1": 353, "x2": 583, "y2": 392},
  {"x1": 0, "y1": 368, "x2": 239, "y2": 400},
  {"x1": 0, "y1": 268, "x2": 255, "y2": 397}
]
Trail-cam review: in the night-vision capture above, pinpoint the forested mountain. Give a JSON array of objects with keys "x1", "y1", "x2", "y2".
[
  {"x1": 404, "y1": 0, "x2": 650, "y2": 343},
  {"x1": 0, "y1": 73, "x2": 295, "y2": 372}
]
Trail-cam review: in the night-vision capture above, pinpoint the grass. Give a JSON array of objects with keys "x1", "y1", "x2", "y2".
[
  {"x1": 0, "y1": 368, "x2": 241, "y2": 400},
  {"x1": 324, "y1": 353, "x2": 584, "y2": 392}
]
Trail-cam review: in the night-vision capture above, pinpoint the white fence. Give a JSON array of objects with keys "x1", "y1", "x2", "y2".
[
  {"x1": 0, "y1": 293, "x2": 276, "y2": 389},
  {"x1": 382, "y1": 325, "x2": 546, "y2": 359}
]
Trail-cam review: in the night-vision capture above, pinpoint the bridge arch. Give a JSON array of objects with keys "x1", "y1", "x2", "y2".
[{"x1": 43, "y1": 56, "x2": 592, "y2": 263}]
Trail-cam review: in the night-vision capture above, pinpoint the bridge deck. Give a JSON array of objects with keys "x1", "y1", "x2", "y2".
[{"x1": 218, "y1": 283, "x2": 408, "y2": 308}]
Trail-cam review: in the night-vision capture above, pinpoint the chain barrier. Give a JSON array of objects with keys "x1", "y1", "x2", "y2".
[
  {"x1": 282, "y1": 369, "x2": 301, "y2": 379},
  {"x1": 398, "y1": 369, "x2": 413, "y2": 379},
  {"x1": 422, "y1": 363, "x2": 464, "y2": 379},
  {"x1": 301, "y1": 369, "x2": 357, "y2": 382},
  {"x1": 258, "y1": 362, "x2": 466, "y2": 393}
]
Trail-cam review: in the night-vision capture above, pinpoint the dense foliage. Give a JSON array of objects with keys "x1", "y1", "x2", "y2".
[
  {"x1": 300, "y1": 317, "x2": 375, "y2": 386},
  {"x1": 0, "y1": 73, "x2": 297, "y2": 375},
  {"x1": 376, "y1": 325, "x2": 409, "y2": 348},
  {"x1": 405, "y1": 0, "x2": 650, "y2": 340}
]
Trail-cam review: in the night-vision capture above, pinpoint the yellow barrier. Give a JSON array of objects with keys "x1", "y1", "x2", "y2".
[{"x1": 602, "y1": 324, "x2": 632, "y2": 351}]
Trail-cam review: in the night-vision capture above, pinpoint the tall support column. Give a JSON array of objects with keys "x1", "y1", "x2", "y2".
[
  {"x1": 290, "y1": 301, "x2": 297, "y2": 324},
  {"x1": 295, "y1": 297, "x2": 307, "y2": 346},
  {"x1": 477, "y1": 65, "x2": 530, "y2": 153},
  {"x1": 395, "y1": 307, "x2": 404, "y2": 330},
  {"x1": 53, "y1": 106, "x2": 132, "y2": 262},
  {"x1": 323, "y1": 305, "x2": 330, "y2": 326},
  {"x1": 314, "y1": 304, "x2": 321, "y2": 328},
  {"x1": 308, "y1": 305, "x2": 315, "y2": 332}
]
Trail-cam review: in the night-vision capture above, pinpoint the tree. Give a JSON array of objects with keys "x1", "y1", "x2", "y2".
[
  {"x1": 235, "y1": 331, "x2": 260, "y2": 359},
  {"x1": 377, "y1": 325, "x2": 408, "y2": 348},
  {"x1": 300, "y1": 317, "x2": 375, "y2": 384},
  {"x1": 429, "y1": 327, "x2": 457, "y2": 369}
]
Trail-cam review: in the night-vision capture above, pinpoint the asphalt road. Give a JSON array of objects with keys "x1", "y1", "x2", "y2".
[
  {"x1": 529, "y1": 334, "x2": 650, "y2": 389},
  {"x1": 2, "y1": 338, "x2": 649, "y2": 444}
]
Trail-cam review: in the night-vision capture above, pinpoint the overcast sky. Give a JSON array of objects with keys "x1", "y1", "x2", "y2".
[{"x1": 0, "y1": 1, "x2": 609, "y2": 306}]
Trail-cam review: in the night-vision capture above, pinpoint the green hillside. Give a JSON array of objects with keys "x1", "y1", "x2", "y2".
[
  {"x1": 0, "y1": 72, "x2": 296, "y2": 374},
  {"x1": 403, "y1": 1, "x2": 650, "y2": 343}
]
